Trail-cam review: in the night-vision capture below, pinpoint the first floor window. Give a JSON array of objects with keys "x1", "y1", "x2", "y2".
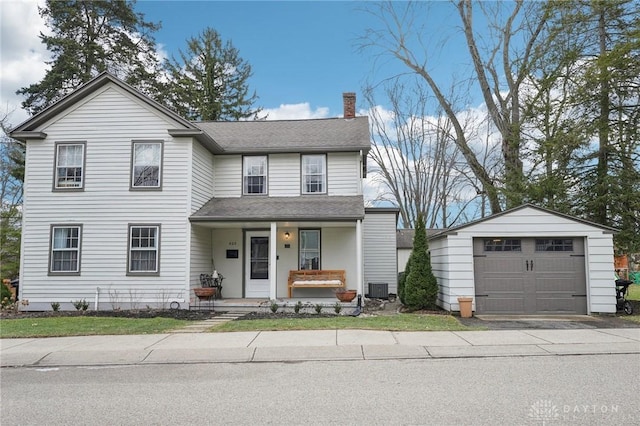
[
  {"x1": 299, "y1": 229, "x2": 320, "y2": 270},
  {"x1": 243, "y1": 156, "x2": 267, "y2": 194},
  {"x1": 129, "y1": 225, "x2": 160, "y2": 273},
  {"x1": 55, "y1": 143, "x2": 85, "y2": 189},
  {"x1": 50, "y1": 225, "x2": 82, "y2": 273},
  {"x1": 131, "y1": 141, "x2": 162, "y2": 188}
]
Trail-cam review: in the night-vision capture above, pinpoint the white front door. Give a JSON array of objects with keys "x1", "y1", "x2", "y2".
[{"x1": 245, "y1": 231, "x2": 270, "y2": 298}]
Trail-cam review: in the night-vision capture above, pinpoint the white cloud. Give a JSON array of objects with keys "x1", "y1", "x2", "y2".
[
  {"x1": 0, "y1": 0, "x2": 49, "y2": 128},
  {"x1": 261, "y1": 103, "x2": 330, "y2": 120}
]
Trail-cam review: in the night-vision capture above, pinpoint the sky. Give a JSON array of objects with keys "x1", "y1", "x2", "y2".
[{"x1": 0, "y1": 0, "x2": 470, "y2": 128}]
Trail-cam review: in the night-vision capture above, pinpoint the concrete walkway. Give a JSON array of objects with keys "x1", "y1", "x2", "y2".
[{"x1": 1, "y1": 328, "x2": 639, "y2": 367}]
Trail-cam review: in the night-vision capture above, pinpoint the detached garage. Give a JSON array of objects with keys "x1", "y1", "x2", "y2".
[{"x1": 429, "y1": 204, "x2": 617, "y2": 315}]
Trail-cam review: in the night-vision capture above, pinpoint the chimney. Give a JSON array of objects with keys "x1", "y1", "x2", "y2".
[{"x1": 343, "y1": 92, "x2": 356, "y2": 119}]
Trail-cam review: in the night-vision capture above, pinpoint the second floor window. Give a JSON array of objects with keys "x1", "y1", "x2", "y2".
[
  {"x1": 302, "y1": 155, "x2": 326, "y2": 194},
  {"x1": 243, "y1": 156, "x2": 267, "y2": 195},
  {"x1": 55, "y1": 143, "x2": 85, "y2": 189},
  {"x1": 131, "y1": 141, "x2": 162, "y2": 188}
]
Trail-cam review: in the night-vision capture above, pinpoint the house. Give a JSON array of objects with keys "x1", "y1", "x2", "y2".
[
  {"x1": 10, "y1": 72, "x2": 396, "y2": 311},
  {"x1": 429, "y1": 204, "x2": 617, "y2": 315}
]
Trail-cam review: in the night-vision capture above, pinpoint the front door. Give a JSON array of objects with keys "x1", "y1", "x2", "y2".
[{"x1": 245, "y1": 231, "x2": 270, "y2": 298}]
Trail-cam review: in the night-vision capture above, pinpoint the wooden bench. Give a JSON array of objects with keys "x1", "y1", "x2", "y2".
[{"x1": 288, "y1": 269, "x2": 346, "y2": 298}]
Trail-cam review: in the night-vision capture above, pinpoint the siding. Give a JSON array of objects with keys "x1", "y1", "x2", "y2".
[
  {"x1": 437, "y1": 206, "x2": 616, "y2": 313},
  {"x1": 328, "y1": 152, "x2": 360, "y2": 195},
  {"x1": 191, "y1": 141, "x2": 214, "y2": 212},
  {"x1": 363, "y1": 211, "x2": 398, "y2": 294},
  {"x1": 189, "y1": 224, "x2": 213, "y2": 300},
  {"x1": 269, "y1": 153, "x2": 300, "y2": 196},
  {"x1": 213, "y1": 155, "x2": 241, "y2": 197},
  {"x1": 21, "y1": 85, "x2": 191, "y2": 310}
]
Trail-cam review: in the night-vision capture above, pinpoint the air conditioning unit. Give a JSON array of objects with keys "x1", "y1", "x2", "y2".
[{"x1": 367, "y1": 282, "x2": 389, "y2": 299}]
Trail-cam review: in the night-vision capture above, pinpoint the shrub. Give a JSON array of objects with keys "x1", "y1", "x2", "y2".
[
  {"x1": 294, "y1": 301, "x2": 303, "y2": 314},
  {"x1": 333, "y1": 302, "x2": 342, "y2": 314},
  {"x1": 1, "y1": 282, "x2": 12, "y2": 301},
  {"x1": 51, "y1": 302, "x2": 60, "y2": 311},
  {"x1": 269, "y1": 300, "x2": 279, "y2": 313},
  {"x1": 403, "y1": 214, "x2": 438, "y2": 310},
  {"x1": 314, "y1": 304, "x2": 323, "y2": 314}
]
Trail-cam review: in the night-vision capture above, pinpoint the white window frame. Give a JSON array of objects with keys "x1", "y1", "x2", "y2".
[
  {"x1": 128, "y1": 225, "x2": 160, "y2": 275},
  {"x1": 131, "y1": 141, "x2": 163, "y2": 189},
  {"x1": 49, "y1": 225, "x2": 82, "y2": 274},
  {"x1": 299, "y1": 229, "x2": 321, "y2": 270},
  {"x1": 301, "y1": 154, "x2": 326, "y2": 194},
  {"x1": 54, "y1": 142, "x2": 85, "y2": 190},
  {"x1": 243, "y1": 155, "x2": 267, "y2": 195}
]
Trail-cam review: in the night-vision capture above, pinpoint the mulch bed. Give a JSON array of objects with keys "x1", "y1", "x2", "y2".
[{"x1": 0, "y1": 309, "x2": 214, "y2": 321}]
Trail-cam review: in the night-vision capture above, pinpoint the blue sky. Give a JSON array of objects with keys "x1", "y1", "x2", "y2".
[{"x1": 1, "y1": 0, "x2": 475, "y2": 125}]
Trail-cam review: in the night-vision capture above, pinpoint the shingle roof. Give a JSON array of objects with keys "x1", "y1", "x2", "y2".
[
  {"x1": 396, "y1": 228, "x2": 447, "y2": 248},
  {"x1": 194, "y1": 117, "x2": 370, "y2": 154},
  {"x1": 191, "y1": 195, "x2": 365, "y2": 222}
]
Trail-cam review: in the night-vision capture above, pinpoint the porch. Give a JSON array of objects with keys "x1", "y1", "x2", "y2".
[{"x1": 189, "y1": 297, "x2": 360, "y2": 313}]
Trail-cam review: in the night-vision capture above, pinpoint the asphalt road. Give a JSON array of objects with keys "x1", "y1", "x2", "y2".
[{"x1": 2, "y1": 354, "x2": 638, "y2": 425}]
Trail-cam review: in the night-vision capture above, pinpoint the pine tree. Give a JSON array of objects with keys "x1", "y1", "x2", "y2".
[
  {"x1": 163, "y1": 27, "x2": 261, "y2": 121},
  {"x1": 403, "y1": 214, "x2": 438, "y2": 310},
  {"x1": 17, "y1": 0, "x2": 161, "y2": 115}
]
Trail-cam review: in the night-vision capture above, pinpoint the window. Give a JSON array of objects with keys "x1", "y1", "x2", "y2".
[
  {"x1": 536, "y1": 239, "x2": 574, "y2": 252},
  {"x1": 131, "y1": 141, "x2": 162, "y2": 188},
  {"x1": 243, "y1": 156, "x2": 267, "y2": 194},
  {"x1": 49, "y1": 225, "x2": 82, "y2": 274},
  {"x1": 54, "y1": 143, "x2": 85, "y2": 189},
  {"x1": 484, "y1": 239, "x2": 521, "y2": 252},
  {"x1": 299, "y1": 229, "x2": 320, "y2": 270},
  {"x1": 302, "y1": 155, "x2": 326, "y2": 194},
  {"x1": 128, "y1": 225, "x2": 160, "y2": 274}
]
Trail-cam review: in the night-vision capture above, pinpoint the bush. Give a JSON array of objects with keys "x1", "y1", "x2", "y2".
[
  {"x1": 1, "y1": 282, "x2": 12, "y2": 301},
  {"x1": 403, "y1": 215, "x2": 438, "y2": 310}
]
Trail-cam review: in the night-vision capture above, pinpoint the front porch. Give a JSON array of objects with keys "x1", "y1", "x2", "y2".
[{"x1": 189, "y1": 297, "x2": 360, "y2": 313}]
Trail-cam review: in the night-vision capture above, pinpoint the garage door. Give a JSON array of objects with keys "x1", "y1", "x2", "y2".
[{"x1": 473, "y1": 238, "x2": 587, "y2": 314}]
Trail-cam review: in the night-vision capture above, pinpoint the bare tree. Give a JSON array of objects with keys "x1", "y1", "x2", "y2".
[
  {"x1": 360, "y1": 0, "x2": 549, "y2": 212},
  {"x1": 364, "y1": 79, "x2": 480, "y2": 228}
]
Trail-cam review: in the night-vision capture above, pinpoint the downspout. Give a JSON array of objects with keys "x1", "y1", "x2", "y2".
[{"x1": 94, "y1": 287, "x2": 100, "y2": 311}]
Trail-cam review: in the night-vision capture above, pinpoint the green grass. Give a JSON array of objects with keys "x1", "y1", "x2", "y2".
[
  {"x1": 212, "y1": 314, "x2": 478, "y2": 332},
  {"x1": 0, "y1": 317, "x2": 189, "y2": 338}
]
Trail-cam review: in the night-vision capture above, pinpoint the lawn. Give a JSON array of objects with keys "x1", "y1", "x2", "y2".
[
  {"x1": 212, "y1": 314, "x2": 476, "y2": 332},
  {"x1": 0, "y1": 316, "x2": 188, "y2": 338},
  {"x1": 627, "y1": 284, "x2": 640, "y2": 301}
]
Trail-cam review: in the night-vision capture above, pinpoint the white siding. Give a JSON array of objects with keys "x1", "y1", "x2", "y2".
[
  {"x1": 437, "y1": 206, "x2": 616, "y2": 313},
  {"x1": 269, "y1": 153, "x2": 300, "y2": 196},
  {"x1": 397, "y1": 248, "x2": 411, "y2": 273},
  {"x1": 213, "y1": 155, "x2": 241, "y2": 197},
  {"x1": 189, "y1": 225, "x2": 213, "y2": 302},
  {"x1": 21, "y1": 85, "x2": 191, "y2": 310},
  {"x1": 191, "y1": 141, "x2": 214, "y2": 212},
  {"x1": 363, "y1": 211, "x2": 398, "y2": 294},
  {"x1": 328, "y1": 152, "x2": 360, "y2": 195}
]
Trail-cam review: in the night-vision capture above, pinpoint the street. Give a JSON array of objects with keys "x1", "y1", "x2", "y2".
[{"x1": 2, "y1": 354, "x2": 638, "y2": 425}]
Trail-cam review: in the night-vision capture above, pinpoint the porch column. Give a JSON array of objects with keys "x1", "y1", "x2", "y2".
[
  {"x1": 269, "y1": 222, "x2": 277, "y2": 300},
  {"x1": 356, "y1": 219, "x2": 363, "y2": 296}
]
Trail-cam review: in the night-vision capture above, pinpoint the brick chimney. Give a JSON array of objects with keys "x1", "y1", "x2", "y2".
[{"x1": 343, "y1": 92, "x2": 356, "y2": 119}]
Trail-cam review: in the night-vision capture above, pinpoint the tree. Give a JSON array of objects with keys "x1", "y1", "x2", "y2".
[
  {"x1": 163, "y1": 27, "x2": 261, "y2": 121},
  {"x1": 526, "y1": 0, "x2": 640, "y2": 253},
  {"x1": 403, "y1": 214, "x2": 438, "y2": 310},
  {"x1": 17, "y1": 0, "x2": 162, "y2": 115},
  {"x1": 361, "y1": 0, "x2": 550, "y2": 212},
  {"x1": 0, "y1": 114, "x2": 24, "y2": 280},
  {"x1": 364, "y1": 78, "x2": 481, "y2": 228}
]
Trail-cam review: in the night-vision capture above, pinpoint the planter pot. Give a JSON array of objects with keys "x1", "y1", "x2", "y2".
[
  {"x1": 336, "y1": 290, "x2": 357, "y2": 303},
  {"x1": 457, "y1": 297, "x2": 473, "y2": 318},
  {"x1": 194, "y1": 287, "x2": 216, "y2": 300}
]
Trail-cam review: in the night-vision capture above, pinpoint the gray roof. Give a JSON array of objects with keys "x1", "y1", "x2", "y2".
[
  {"x1": 195, "y1": 117, "x2": 370, "y2": 154},
  {"x1": 191, "y1": 195, "x2": 365, "y2": 222},
  {"x1": 396, "y1": 228, "x2": 446, "y2": 249}
]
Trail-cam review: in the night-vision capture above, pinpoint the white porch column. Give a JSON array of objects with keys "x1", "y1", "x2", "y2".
[
  {"x1": 356, "y1": 219, "x2": 363, "y2": 296},
  {"x1": 269, "y1": 222, "x2": 277, "y2": 300}
]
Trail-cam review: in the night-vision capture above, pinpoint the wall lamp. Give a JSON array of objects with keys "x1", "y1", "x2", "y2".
[{"x1": 284, "y1": 232, "x2": 291, "y2": 240}]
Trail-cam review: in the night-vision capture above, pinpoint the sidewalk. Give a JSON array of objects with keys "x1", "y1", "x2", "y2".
[{"x1": 2, "y1": 328, "x2": 639, "y2": 367}]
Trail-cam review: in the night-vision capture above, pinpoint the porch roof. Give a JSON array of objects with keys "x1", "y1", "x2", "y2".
[{"x1": 190, "y1": 195, "x2": 365, "y2": 222}]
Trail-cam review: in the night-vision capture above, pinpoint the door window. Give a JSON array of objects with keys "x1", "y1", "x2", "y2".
[{"x1": 250, "y1": 237, "x2": 269, "y2": 279}]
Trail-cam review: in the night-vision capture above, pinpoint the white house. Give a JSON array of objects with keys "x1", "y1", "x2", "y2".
[
  {"x1": 11, "y1": 72, "x2": 395, "y2": 311},
  {"x1": 429, "y1": 204, "x2": 618, "y2": 315}
]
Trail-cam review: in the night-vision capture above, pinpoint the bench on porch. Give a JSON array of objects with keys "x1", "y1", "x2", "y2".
[{"x1": 288, "y1": 269, "x2": 346, "y2": 298}]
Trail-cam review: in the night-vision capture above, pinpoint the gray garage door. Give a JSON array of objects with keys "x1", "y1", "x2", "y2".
[{"x1": 473, "y1": 238, "x2": 587, "y2": 314}]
